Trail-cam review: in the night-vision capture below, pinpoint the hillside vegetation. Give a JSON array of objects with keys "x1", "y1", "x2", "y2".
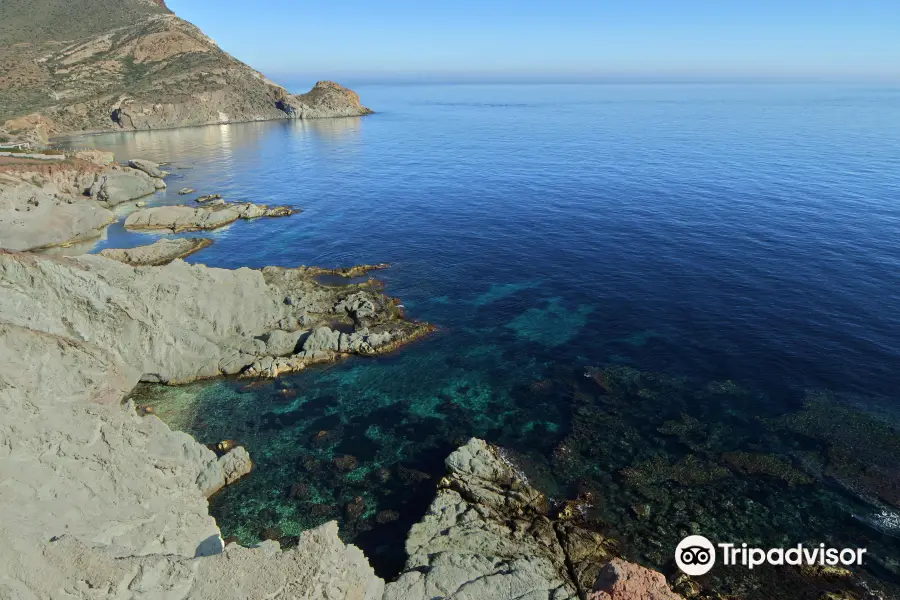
[
  {"x1": 0, "y1": 0, "x2": 370, "y2": 140},
  {"x1": 0, "y1": 0, "x2": 170, "y2": 43}
]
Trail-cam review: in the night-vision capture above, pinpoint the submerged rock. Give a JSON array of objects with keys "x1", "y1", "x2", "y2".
[{"x1": 99, "y1": 237, "x2": 213, "y2": 266}]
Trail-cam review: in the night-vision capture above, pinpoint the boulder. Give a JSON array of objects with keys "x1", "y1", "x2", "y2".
[
  {"x1": 128, "y1": 158, "x2": 165, "y2": 178},
  {"x1": 89, "y1": 168, "x2": 160, "y2": 206},
  {"x1": 384, "y1": 439, "x2": 682, "y2": 600},
  {"x1": 588, "y1": 558, "x2": 684, "y2": 600},
  {"x1": 220, "y1": 446, "x2": 253, "y2": 485},
  {"x1": 99, "y1": 237, "x2": 213, "y2": 266},
  {"x1": 262, "y1": 328, "x2": 306, "y2": 355}
]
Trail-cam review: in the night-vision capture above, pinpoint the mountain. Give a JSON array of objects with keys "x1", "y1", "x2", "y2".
[{"x1": 0, "y1": 0, "x2": 371, "y2": 141}]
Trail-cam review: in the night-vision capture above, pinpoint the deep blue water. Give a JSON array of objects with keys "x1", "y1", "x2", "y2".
[{"x1": 73, "y1": 84, "x2": 900, "y2": 598}]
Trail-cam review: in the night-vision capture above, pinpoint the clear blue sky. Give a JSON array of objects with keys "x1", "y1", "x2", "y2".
[{"x1": 168, "y1": 0, "x2": 900, "y2": 83}]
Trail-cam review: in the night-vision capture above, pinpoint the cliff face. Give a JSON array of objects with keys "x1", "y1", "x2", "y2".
[{"x1": 0, "y1": 0, "x2": 371, "y2": 138}]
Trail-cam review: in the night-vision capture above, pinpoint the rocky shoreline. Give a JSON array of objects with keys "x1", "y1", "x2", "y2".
[
  {"x1": 0, "y1": 153, "x2": 168, "y2": 251},
  {"x1": 0, "y1": 229, "x2": 690, "y2": 598}
]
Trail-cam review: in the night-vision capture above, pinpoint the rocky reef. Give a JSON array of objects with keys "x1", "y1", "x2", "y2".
[{"x1": 0, "y1": 0, "x2": 372, "y2": 138}]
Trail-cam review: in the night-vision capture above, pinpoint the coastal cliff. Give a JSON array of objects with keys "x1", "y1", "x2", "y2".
[{"x1": 0, "y1": 0, "x2": 371, "y2": 140}]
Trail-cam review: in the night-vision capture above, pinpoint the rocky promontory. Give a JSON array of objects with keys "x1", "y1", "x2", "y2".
[
  {"x1": 0, "y1": 0, "x2": 373, "y2": 139},
  {"x1": 124, "y1": 202, "x2": 295, "y2": 232},
  {"x1": 0, "y1": 251, "x2": 432, "y2": 384},
  {"x1": 384, "y1": 438, "x2": 684, "y2": 600}
]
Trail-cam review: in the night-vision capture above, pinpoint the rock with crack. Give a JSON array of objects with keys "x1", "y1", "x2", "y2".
[
  {"x1": 384, "y1": 438, "x2": 577, "y2": 600},
  {"x1": 384, "y1": 439, "x2": 682, "y2": 600},
  {"x1": 124, "y1": 202, "x2": 295, "y2": 232},
  {"x1": 99, "y1": 237, "x2": 213, "y2": 265},
  {"x1": 0, "y1": 280, "x2": 387, "y2": 598},
  {"x1": 0, "y1": 250, "x2": 432, "y2": 384},
  {"x1": 0, "y1": 158, "x2": 115, "y2": 251}
]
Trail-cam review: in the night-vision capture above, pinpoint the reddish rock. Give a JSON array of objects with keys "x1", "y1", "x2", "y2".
[{"x1": 588, "y1": 558, "x2": 683, "y2": 600}]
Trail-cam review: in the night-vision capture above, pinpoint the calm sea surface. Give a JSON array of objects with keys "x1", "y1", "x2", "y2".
[{"x1": 72, "y1": 84, "x2": 900, "y2": 597}]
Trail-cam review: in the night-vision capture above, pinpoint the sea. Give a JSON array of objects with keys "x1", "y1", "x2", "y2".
[{"x1": 68, "y1": 83, "x2": 900, "y2": 598}]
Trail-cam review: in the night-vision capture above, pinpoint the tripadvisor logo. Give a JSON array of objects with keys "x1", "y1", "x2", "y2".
[{"x1": 675, "y1": 535, "x2": 867, "y2": 576}]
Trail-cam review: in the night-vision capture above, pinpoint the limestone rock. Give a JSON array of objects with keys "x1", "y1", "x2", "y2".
[
  {"x1": 0, "y1": 181, "x2": 114, "y2": 251},
  {"x1": 0, "y1": 250, "x2": 432, "y2": 384},
  {"x1": 0, "y1": 253, "x2": 407, "y2": 598},
  {"x1": 0, "y1": 159, "x2": 115, "y2": 251},
  {"x1": 89, "y1": 167, "x2": 162, "y2": 206},
  {"x1": 280, "y1": 81, "x2": 375, "y2": 119},
  {"x1": 128, "y1": 158, "x2": 166, "y2": 178},
  {"x1": 220, "y1": 446, "x2": 252, "y2": 485},
  {"x1": 384, "y1": 438, "x2": 578, "y2": 600},
  {"x1": 31, "y1": 522, "x2": 383, "y2": 600},
  {"x1": 0, "y1": 321, "x2": 222, "y2": 587},
  {"x1": 385, "y1": 439, "x2": 682, "y2": 600},
  {"x1": 124, "y1": 202, "x2": 294, "y2": 232},
  {"x1": 262, "y1": 328, "x2": 306, "y2": 355},
  {"x1": 99, "y1": 237, "x2": 213, "y2": 265}
]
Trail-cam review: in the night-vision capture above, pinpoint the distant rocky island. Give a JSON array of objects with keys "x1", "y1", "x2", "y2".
[
  {"x1": 0, "y1": 0, "x2": 372, "y2": 143},
  {"x1": 0, "y1": 2, "x2": 696, "y2": 599}
]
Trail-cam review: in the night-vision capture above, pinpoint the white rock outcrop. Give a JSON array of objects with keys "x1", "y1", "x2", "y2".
[{"x1": 0, "y1": 253, "x2": 392, "y2": 598}]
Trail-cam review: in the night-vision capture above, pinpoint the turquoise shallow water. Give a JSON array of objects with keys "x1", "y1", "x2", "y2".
[{"x1": 72, "y1": 83, "x2": 900, "y2": 597}]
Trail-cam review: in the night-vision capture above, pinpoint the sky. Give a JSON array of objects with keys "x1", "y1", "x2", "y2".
[{"x1": 167, "y1": 0, "x2": 900, "y2": 83}]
